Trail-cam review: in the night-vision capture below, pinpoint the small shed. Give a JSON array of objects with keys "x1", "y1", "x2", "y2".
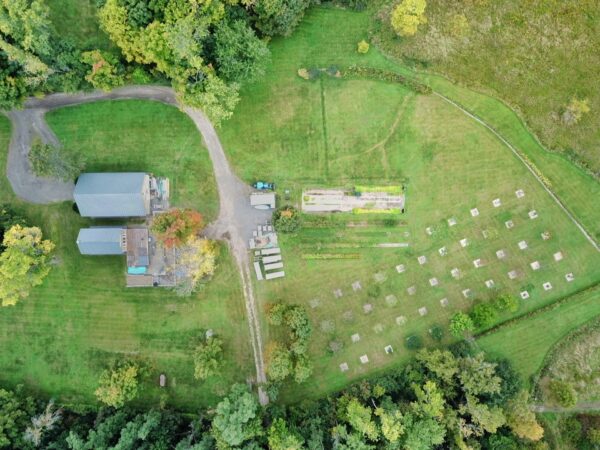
[
  {"x1": 250, "y1": 192, "x2": 276, "y2": 210},
  {"x1": 76, "y1": 227, "x2": 126, "y2": 255}
]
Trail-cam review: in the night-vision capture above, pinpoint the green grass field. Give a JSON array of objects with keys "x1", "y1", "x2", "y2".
[
  {"x1": 48, "y1": 0, "x2": 113, "y2": 50},
  {"x1": 219, "y1": 7, "x2": 600, "y2": 401},
  {"x1": 0, "y1": 105, "x2": 252, "y2": 410}
]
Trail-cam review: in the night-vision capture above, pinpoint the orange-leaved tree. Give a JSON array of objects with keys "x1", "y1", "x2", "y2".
[{"x1": 150, "y1": 208, "x2": 203, "y2": 248}]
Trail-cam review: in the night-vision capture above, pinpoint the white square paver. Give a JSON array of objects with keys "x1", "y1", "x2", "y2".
[
  {"x1": 438, "y1": 246, "x2": 447, "y2": 256},
  {"x1": 460, "y1": 238, "x2": 469, "y2": 248},
  {"x1": 520, "y1": 291, "x2": 530, "y2": 300},
  {"x1": 482, "y1": 230, "x2": 490, "y2": 239},
  {"x1": 360, "y1": 354, "x2": 369, "y2": 364},
  {"x1": 554, "y1": 251, "x2": 564, "y2": 262},
  {"x1": 515, "y1": 189, "x2": 525, "y2": 198},
  {"x1": 363, "y1": 303, "x2": 373, "y2": 314},
  {"x1": 565, "y1": 273, "x2": 574, "y2": 282},
  {"x1": 505, "y1": 220, "x2": 514, "y2": 229},
  {"x1": 543, "y1": 282, "x2": 553, "y2": 291},
  {"x1": 440, "y1": 298, "x2": 449, "y2": 307},
  {"x1": 425, "y1": 226, "x2": 433, "y2": 236},
  {"x1": 496, "y1": 249, "x2": 506, "y2": 259},
  {"x1": 473, "y1": 258, "x2": 483, "y2": 268},
  {"x1": 529, "y1": 210, "x2": 538, "y2": 219},
  {"x1": 485, "y1": 279, "x2": 495, "y2": 288},
  {"x1": 448, "y1": 217, "x2": 457, "y2": 227},
  {"x1": 309, "y1": 299, "x2": 320, "y2": 309},
  {"x1": 339, "y1": 362, "x2": 349, "y2": 372},
  {"x1": 462, "y1": 288, "x2": 472, "y2": 298},
  {"x1": 518, "y1": 240, "x2": 528, "y2": 250},
  {"x1": 451, "y1": 268, "x2": 460, "y2": 279},
  {"x1": 396, "y1": 316, "x2": 407, "y2": 326},
  {"x1": 508, "y1": 270, "x2": 518, "y2": 280},
  {"x1": 384, "y1": 345, "x2": 394, "y2": 354},
  {"x1": 373, "y1": 323, "x2": 384, "y2": 334},
  {"x1": 385, "y1": 295, "x2": 398, "y2": 306},
  {"x1": 418, "y1": 255, "x2": 427, "y2": 265},
  {"x1": 541, "y1": 231, "x2": 551, "y2": 240},
  {"x1": 351, "y1": 333, "x2": 360, "y2": 343},
  {"x1": 407, "y1": 285, "x2": 416, "y2": 296},
  {"x1": 333, "y1": 289, "x2": 343, "y2": 298},
  {"x1": 429, "y1": 277, "x2": 439, "y2": 287},
  {"x1": 492, "y1": 198, "x2": 502, "y2": 207},
  {"x1": 530, "y1": 261, "x2": 541, "y2": 271},
  {"x1": 395, "y1": 264, "x2": 406, "y2": 273},
  {"x1": 352, "y1": 281, "x2": 362, "y2": 291},
  {"x1": 374, "y1": 272, "x2": 386, "y2": 283},
  {"x1": 470, "y1": 208, "x2": 480, "y2": 217},
  {"x1": 418, "y1": 307, "x2": 428, "y2": 316}
]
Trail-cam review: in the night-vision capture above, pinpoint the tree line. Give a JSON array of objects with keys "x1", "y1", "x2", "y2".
[{"x1": 0, "y1": 345, "x2": 551, "y2": 449}]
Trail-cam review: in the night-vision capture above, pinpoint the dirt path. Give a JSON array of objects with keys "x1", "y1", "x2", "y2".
[
  {"x1": 4, "y1": 86, "x2": 270, "y2": 404},
  {"x1": 532, "y1": 402, "x2": 600, "y2": 413}
]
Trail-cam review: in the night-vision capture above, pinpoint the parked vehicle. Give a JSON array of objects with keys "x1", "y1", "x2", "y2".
[{"x1": 253, "y1": 181, "x2": 275, "y2": 190}]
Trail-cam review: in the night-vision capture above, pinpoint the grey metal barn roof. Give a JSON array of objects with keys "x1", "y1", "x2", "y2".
[
  {"x1": 74, "y1": 173, "x2": 148, "y2": 217},
  {"x1": 76, "y1": 227, "x2": 126, "y2": 255}
]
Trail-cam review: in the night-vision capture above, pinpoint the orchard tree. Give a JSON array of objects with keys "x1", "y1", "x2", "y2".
[
  {"x1": 470, "y1": 302, "x2": 498, "y2": 329},
  {"x1": 267, "y1": 343, "x2": 293, "y2": 382},
  {"x1": 151, "y1": 208, "x2": 203, "y2": 248},
  {"x1": 193, "y1": 336, "x2": 223, "y2": 381},
  {"x1": 0, "y1": 225, "x2": 54, "y2": 306},
  {"x1": 449, "y1": 312, "x2": 474, "y2": 338},
  {"x1": 95, "y1": 361, "x2": 140, "y2": 408},
  {"x1": 391, "y1": 0, "x2": 427, "y2": 37}
]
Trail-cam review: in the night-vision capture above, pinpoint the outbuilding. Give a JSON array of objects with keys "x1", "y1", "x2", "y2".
[{"x1": 250, "y1": 192, "x2": 276, "y2": 210}]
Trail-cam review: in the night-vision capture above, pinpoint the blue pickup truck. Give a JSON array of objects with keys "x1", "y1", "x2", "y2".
[{"x1": 253, "y1": 181, "x2": 275, "y2": 190}]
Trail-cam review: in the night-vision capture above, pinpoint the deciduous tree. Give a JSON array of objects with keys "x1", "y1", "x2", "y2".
[
  {"x1": 29, "y1": 138, "x2": 85, "y2": 181},
  {"x1": 151, "y1": 208, "x2": 204, "y2": 248},
  {"x1": 211, "y1": 384, "x2": 262, "y2": 448},
  {"x1": 193, "y1": 336, "x2": 223, "y2": 381},
  {"x1": 95, "y1": 361, "x2": 140, "y2": 408},
  {"x1": 391, "y1": 0, "x2": 427, "y2": 37}
]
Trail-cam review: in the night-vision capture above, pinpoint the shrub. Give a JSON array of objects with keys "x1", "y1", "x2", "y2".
[
  {"x1": 357, "y1": 40, "x2": 370, "y2": 54},
  {"x1": 561, "y1": 97, "x2": 590, "y2": 125},
  {"x1": 493, "y1": 294, "x2": 519, "y2": 313},
  {"x1": 560, "y1": 416, "x2": 582, "y2": 445},
  {"x1": 0, "y1": 205, "x2": 27, "y2": 248},
  {"x1": 95, "y1": 361, "x2": 140, "y2": 408},
  {"x1": 405, "y1": 334, "x2": 423, "y2": 350},
  {"x1": 193, "y1": 337, "x2": 223, "y2": 381},
  {"x1": 344, "y1": 65, "x2": 431, "y2": 94},
  {"x1": 449, "y1": 312, "x2": 474, "y2": 338},
  {"x1": 273, "y1": 205, "x2": 301, "y2": 233},
  {"x1": 29, "y1": 138, "x2": 85, "y2": 181},
  {"x1": 588, "y1": 427, "x2": 600, "y2": 445},
  {"x1": 549, "y1": 379, "x2": 577, "y2": 408},
  {"x1": 429, "y1": 325, "x2": 444, "y2": 342},
  {"x1": 470, "y1": 303, "x2": 498, "y2": 329},
  {"x1": 297, "y1": 68, "x2": 309, "y2": 80}
]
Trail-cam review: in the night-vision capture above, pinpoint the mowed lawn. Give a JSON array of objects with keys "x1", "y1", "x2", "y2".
[
  {"x1": 0, "y1": 105, "x2": 252, "y2": 410},
  {"x1": 219, "y1": 7, "x2": 600, "y2": 401}
]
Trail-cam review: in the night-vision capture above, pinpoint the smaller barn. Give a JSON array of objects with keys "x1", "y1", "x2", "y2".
[
  {"x1": 76, "y1": 227, "x2": 126, "y2": 255},
  {"x1": 250, "y1": 192, "x2": 276, "y2": 210}
]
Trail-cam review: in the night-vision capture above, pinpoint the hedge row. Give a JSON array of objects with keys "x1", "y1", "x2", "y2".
[{"x1": 344, "y1": 65, "x2": 432, "y2": 94}]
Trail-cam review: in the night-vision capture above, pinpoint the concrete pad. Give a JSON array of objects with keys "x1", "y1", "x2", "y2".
[
  {"x1": 418, "y1": 255, "x2": 427, "y2": 265},
  {"x1": 566, "y1": 273, "x2": 574, "y2": 282},
  {"x1": 384, "y1": 345, "x2": 394, "y2": 354},
  {"x1": 515, "y1": 189, "x2": 525, "y2": 198},
  {"x1": 396, "y1": 264, "x2": 406, "y2": 273},
  {"x1": 541, "y1": 231, "x2": 551, "y2": 240},
  {"x1": 407, "y1": 286, "x2": 416, "y2": 296},
  {"x1": 342, "y1": 311, "x2": 354, "y2": 321},
  {"x1": 429, "y1": 277, "x2": 439, "y2": 287},
  {"x1": 485, "y1": 279, "x2": 495, "y2": 288},
  {"x1": 543, "y1": 281, "x2": 553, "y2": 291},
  {"x1": 554, "y1": 251, "x2": 564, "y2": 262},
  {"x1": 530, "y1": 261, "x2": 541, "y2": 270},
  {"x1": 352, "y1": 281, "x2": 362, "y2": 291},
  {"x1": 451, "y1": 268, "x2": 460, "y2": 279},
  {"x1": 425, "y1": 226, "x2": 433, "y2": 236},
  {"x1": 373, "y1": 323, "x2": 384, "y2": 334},
  {"x1": 470, "y1": 208, "x2": 480, "y2": 217},
  {"x1": 385, "y1": 295, "x2": 398, "y2": 306},
  {"x1": 438, "y1": 246, "x2": 447, "y2": 256},
  {"x1": 460, "y1": 238, "x2": 469, "y2": 248},
  {"x1": 440, "y1": 298, "x2": 449, "y2": 307},
  {"x1": 496, "y1": 249, "x2": 506, "y2": 259},
  {"x1": 396, "y1": 316, "x2": 407, "y2": 325},
  {"x1": 339, "y1": 362, "x2": 349, "y2": 372},
  {"x1": 448, "y1": 217, "x2": 457, "y2": 226},
  {"x1": 492, "y1": 198, "x2": 502, "y2": 207},
  {"x1": 320, "y1": 320, "x2": 335, "y2": 333},
  {"x1": 351, "y1": 333, "x2": 360, "y2": 343},
  {"x1": 520, "y1": 291, "x2": 530, "y2": 300},
  {"x1": 374, "y1": 272, "x2": 386, "y2": 283},
  {"x1": 418, "y1": 307, "x2": 428, "y2": 316},
  {"x1": 363, "y1": 303, "x2": 373, "y2": 314},
  {"x1": 518, "y1": 240, "x2": 528, "y2": 250},
  {"x1": 360, "y1": 354, "x2": 369, "y2": 364},
  {"x1": 309, "y1": 299, "x2": 320, "y2": 309},
  {"x1": 508, "y1": 270, "x2": 518, "y2": 280},
  {"x1": 333, "y1": 289, "x2": 343, "y2": 298},
  {"x1": 529, "y1": 210, "x2": 538, "y2": 219},
  {"x1": 263, "y1": 254, "x2": 282, "y2": 264},
  {"x1": 473, "y1": 258, "x2": 483, "y2": 268},
  {"x1": 505, "y1": 220, "x2": 514, "y2": 229},
  {"x1": 462, "y1": 288, "x2": 472, "y2": 298}
]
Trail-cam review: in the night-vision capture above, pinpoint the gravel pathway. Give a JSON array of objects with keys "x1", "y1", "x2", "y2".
[{"x1": 4, "y1": 86, "x2": 271, "y2": 404}]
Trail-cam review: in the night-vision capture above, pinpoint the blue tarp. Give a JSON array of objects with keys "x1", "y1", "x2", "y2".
[{"x1": 128, "y1": 266, "x2": 147, "y2": 275}]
